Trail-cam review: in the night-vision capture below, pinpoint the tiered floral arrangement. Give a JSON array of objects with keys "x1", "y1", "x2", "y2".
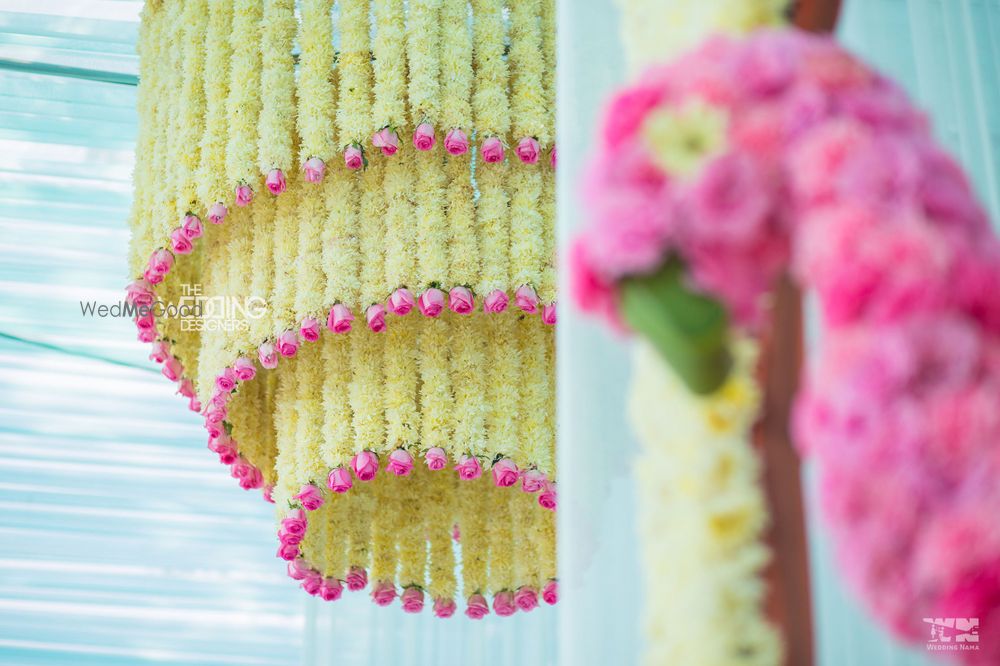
[
  {"x1": 573, "y1": 28, "x2": 1000, "y2": 663},
  {"x1": 126, "y1": 0, "x2": 558, "y2": 618}
]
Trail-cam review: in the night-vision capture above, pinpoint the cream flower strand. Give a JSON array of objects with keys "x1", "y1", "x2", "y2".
[
  {"x1": 196, "y1": 0, "x2": 233, "y2": 208},
  {"x1": 224, "y1": 0, "x2": 264, "y2": 196},
  {"x1": 257, "y1": 0, "x2": 297, "y2": 182},
  {"x1": 296, "y1": 0, "x2": 337, "y2": 167}
]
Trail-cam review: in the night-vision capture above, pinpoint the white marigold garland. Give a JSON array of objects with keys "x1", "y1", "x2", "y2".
[
  {"x1": 297, "y1": 0, "x2": 337, "y2": 166},
  {"x1": 358, "y1": 161, "x2": 387, "y2": 308},
  {"x1": 224, "y1": 0, "x2": 263, "y2": 193},
  {"x1": 510, "y1": 0, "x2": 548, "y2": 146},
  {"x1": 257, "y1": 0, "x2": 298, "y2": 178},
  {"x1": 175, "y1": 0, "x2": 208, "y2": 212},
  {"x1": 406, "y1": 0, "x2": 441, "y2": 127},
  {"x1": 439, "y1": 0, "x2": 473, "y2": 132},
  {"x1": 196, "y1": 0, "x2": 233, "y2": 207},
  {"x1": 336, "y1": 0, "x2": 371, "y2": 148},
  {"x1": 471, "y1": 0, "x2": 511, "y2": 144},
  {"x1": 628, "y1": 340, "x2": 781, "y2": 666},
  {"x1": 372, "y1": 0, "x2": 407, "y2": 133}
]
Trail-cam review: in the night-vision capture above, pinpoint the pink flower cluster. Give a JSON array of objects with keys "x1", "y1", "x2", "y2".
[{"x1": 573, "y1": 29, "x2": 1000, "y2": 659}]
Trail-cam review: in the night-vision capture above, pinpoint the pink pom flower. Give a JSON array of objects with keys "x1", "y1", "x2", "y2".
[
  {"x1": 465, "y1": 594, "x2": 490, "y2": 619},
  {"x1": 344, "y1": 145, "x2": 364, "y2": 170},
  {"x1": 521, "y1": 470, "x2": 546, "y2": 493},
  {"x1": 413, "y1": 123, "x2": 436, "y2": 151},
  {"x1": 327, "y1": 467, "x2": 353, "y2": 493},
  {"x1": 371, "y1": 581, "x2": 397, "y2": 606},
  {"x1": 515, "y1": 586, "x2": 539, "y2": 612},
  {"x1": 276, "y1": 331, "x2": 299, "y2": 357},
  {"x1": 484, "y1": 289, "x2": 508, "y2": 313},
  {"x1": 538, "y1": 482, "x2": 557, "y2": 510},
  {"x1": 181, "y1": 213, "x2": 203, "y2": 240},
  {"x1": 276, "y1": 542, "x2": 299, "y2": 561},
  {"x1": 448, "y1": 286, "x2": 474, "y2": 315},
  {"x1": 126, "y1": 279, "x2": 155, "y2": 307},
  {"x1": 169, "y1": 228, "x2": 193, "y2": 255},
  {"x1": 492, "y1": 459, "x2": 519, "y2": 487},
  {"x1": 303, "y1": 156, "x2": 326, "y2": 183},
  {"x1": 216, "y1": 367, "x2": 237, "y2": 393},
  {"x1": 515, "y1": 284, "x2": 539, "y2": 313},
  {"x1": 372, "y1": 127, "x2": 399, "y2": 156},
  {"x1": 493, "y1": 591, "x2": 516, "y2": 617},
  {"x1": 433, "y1": 597, "x2": 457, "y2": 618},
  {"x1": 149, "y1": 340, "x2": 170, "y2": 363},
  {"x1": 258, "y1": 342, "x2": 279, "y2": 369},
  {"x1": 300, "y1": 316, "x2": 321, "y2": 342},
  {"x1": 233, "y1": 357, "x2": 256, "y2": 381},
  {"x1": 350, "y1": 451, "x2": 379, "y2": 481},
  {"x1": 516, "y1": 137, "x2": 540, "y2": 164},
  {"x1": 542, "y1": 580, "x2": 558, "y2": 605},
  {"x1": 319, "y1": 578, "x2": 343, "y2": 602},
  {"x1": 387, "y1": 449, "x2": 414, "y2": 476},
  {"x1": 401, "y1": 587, "x2": 424, "y2": 613},
  {"x1": 542, "y1": 303, "x2": 557, "y2": 325},
  {"x1": 418, "y1": 288, "x2": 446, "y2": 317},
  {"x1": 481, "y1": 137, "x2": 505, "y2": 163},
  {"x1": 425, "y1": 447, "x2": 448, "y2": 471},
  {"x1": 327, "y1": 304, "x2": 354, "y2": 333},
  {"x1": 162, "y1": 357, "x2": 183, "y2": 382},
  {"x1": 293, "y1": 484, "x2": 325, "y2": 511},
  {"x1": 266, "y1": 168, "x2": 287, "y2": 195},
  {"x1": 234, "y1": 183, "x2": 253, "y2": 207},
  {"x1": 346, "y1": 566, "x2": 367, "y2": 591},
  {"x1": 365, "y1": 304, "x2": 386, "y2": 332},
  {"x1": 208, "y1": 202, "x2": 228, "y2": 224},
  {"x1": 287, "y1": 557, "x2": 310, "y2": 580},
  {"x1": 455, "y1": 455, "x2": 482, "y2": 480},
  {"x1": 387, "y1": 288, "x2": 416, "y2": 315},
  {"x1": 444, "y1": 128, "x2": 469, "y2": 156}
]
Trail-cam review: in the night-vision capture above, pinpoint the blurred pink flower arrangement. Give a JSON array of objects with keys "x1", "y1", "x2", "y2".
[{"x1": 572, "y1": 28, "x2": 1000, "y2": 661}]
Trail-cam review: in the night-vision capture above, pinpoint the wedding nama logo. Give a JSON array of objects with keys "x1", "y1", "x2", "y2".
[{"x1": 923, "y1": 618, "x2": 980, "y2": 652}]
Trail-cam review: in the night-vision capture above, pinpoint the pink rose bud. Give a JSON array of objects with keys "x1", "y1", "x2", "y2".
[
  {"x1": 137, "y1": 326, "x2": 155, "y2": 342},
  {"x1": 162, "y1": 357, "x2": 183, "y2": 382},
  {"x1": 493, "y1": 591, "x2": 517, "y2": 617},
  {"x1": 207, "y1": 432, "x2": 231, "y2": 454},
  {"x1": 387, "y1": 288, "x2": 416, "y2": 315},
  {"x1": 425, "y1": 447, "x2": 448, "y2": 471},
  {"x1": 276, "y1": 331, "x2": 299, "y2": 357},
  {"x1": 327, "y1": 467, "x2": 353, "y2": 493},
  {"x1": 204, "y1": 405, "x2": 226, "y2": 425},
  {"x1": 456, "y1": 454, "x2": 482, "y2": 481},
  {"x1": 481, "y1": 137, "x2": 505, "y2": 163},
  {"x1": 216, "y1": 445, "x2": 238, "y2": 465},
  {"x1": 492, "y1": 459, "x2": 519, "y2": 487},
  {"x1": 143, "y1": 268, "x2": 163, "y2": 285},
  {"x1": 303, "y1": 156, "x2": 326, "y2": 183},
  {"x1": 216, "y1": 367, "x2": 237, "y2": 393},
  {"x1": 149, "y1": 249, "x2": 174, "y2": 276},
  {"x1": 302, "y1": 572, "x2": 322, "y2": 596},
  {"x1": 230, "y1": 457, "x2": 250, "y2": 479},
  {"x1": 521, "y1": 469, "x2": 546, "y2": 493},
  {"x1": 235, "y1": 183, "x2": 254, "y2": 207},
  {"x1": 287, "y1": 557, "x2": 310, "y2": 580},
  {"x1": 372, "y1": 127, "x2": 399, "y2": 156},
  {"x1": 365, "y1": 304, "x2": 386, "y2": 333},
  {"x1": 351, "y1": 450, "x2": 379, "y2": 481},
  {"x1": 344, "y1": 145, "x2": 364, "y2": 170},
  {"x1": 241, "y1": 467, "x2": 263, "y2": 490},
  {"x1": 327, "y1": 304, "x2": 354, "y2": 333},
  {"x1": 263, "y1": 484, "x2": 275, "y2": 502},
  {"x1": 387, "y1": 449, "x2": 414, "y2": 476},
  {"x1": 266, "y1": 168, "x2": 287, "y2": 195},
  {"x1": 418, "y1": 288, "x2": 445, "y2": 317},
  {"x1": 515, "y1": 586, "x2": 539, "y2": 612},
  {"x1": 413, "y1": 123, "x2": 436, "y2": 151},
  {"x1": 233, "y1": 357, "x2": 256, "y2": 381},
  {"x1": 170, "y1": 228, "x2": 193, "y2": 255},
  {"x1": 294, "y1": 484, "x2": 325, "y2": 511},
  {"x1": 433, "y1": 597, "x2": 457, "y2": 618},
  {"x1": 134, "y1": 312, "x2": 155, "y2": 333},
  {"x1": 542, "y1": 580, "x2": 558, "y2": 605},
  {"x1": 300, "y1": 316, "x2": 321, "y2": 341},
  {"x1": 538, "y1": 482, "x2": 557, "y2": 510},
  {"x1": 188, "y1": 397, "x2": 201, "y2": 412},
  {"x1": 401, "y1": 587, "x2": 424, "y2": 613},
  {"x1": 452, "y1": 523, "x2": 461, "y2": 541},
  {"x1": 346, "y1": 566, "x2": 368, "y2": 591},
  {"x1": 277, "y1": 542, "x2": 299, "y2": 561},
  {"x1": 516, "y1": 137, "x2": 540, "y2": 164},
  {"x1": 208, "y1": 202, "x2": 228, "y2": 224},
  {"x1": 371, "y1": 581, "x2": 397, "y2": 607},
  {"x1": 281, "y1": 509, "x2": 308, "y2": 536},
  {"x1": 549, "y1": 145, "x2": 557, "y2": 169},
  {"x1": 444, "y1": 128, "x2": 469, "y2": 155},
  {"x1": 258, "y1": 342, "x2": 279, "y2": 369},
  {"x1": 126, "y1": 279, "x2": 155, "y2": 307},
  {"x1": 181, "y1": 213, "x2": 203, "y2": 239},
  {"x1": 465, "y1": 594, "x2": 490, "y2": 619},
  {"x1": 149, "y1": 340, "x2": 170, "y2": 363},
  {"x1": 542, "y1": 303, "x2": 557, "y2": 325},
  {"x1": 278, "y1": 527, "x2": 303, "y2": 546},
  {"x1": 448, "y1": 286, "x2": 474, "y2": 314},
  {"x1": 484, "y1": 289, "x2": 508, "y2": 313},
  {"x1": 320, "y1": 578, "x2": 343, "y2": 602},
  {"x1": 177, "y1": 378, "x2": 196, "y2": 398},
  {"x1": 515, "y1": 284, "x2": 540, "y2": 313}
]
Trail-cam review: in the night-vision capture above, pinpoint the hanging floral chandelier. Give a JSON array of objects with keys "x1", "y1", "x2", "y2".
[{"x1": 126, "y1": 0, "x2": 557, "y2": 619}]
